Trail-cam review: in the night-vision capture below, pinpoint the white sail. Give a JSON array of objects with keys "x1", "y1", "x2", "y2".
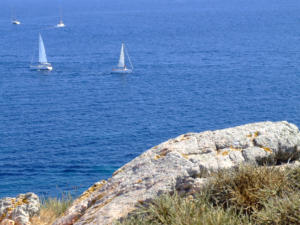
[
  {"x1": 39, "y1": 34, "x2": 48, "y2": 64},
  {"x1": 117, "y1": 43, "x2": 125, "y2": 68}
]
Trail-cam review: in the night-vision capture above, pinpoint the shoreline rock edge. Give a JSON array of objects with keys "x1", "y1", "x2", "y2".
[{"x1": 53, "y1": 121, "x2": 300, "y2": 225}]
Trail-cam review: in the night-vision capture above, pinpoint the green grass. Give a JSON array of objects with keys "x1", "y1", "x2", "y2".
[{"x1": 118, "y1": 164, "x2": 300, "y2": 225}]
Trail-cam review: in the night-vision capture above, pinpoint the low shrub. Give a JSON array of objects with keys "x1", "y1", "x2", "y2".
[
  {"x1": 207, "y1": 165, "x2": 291, "y2": 214},
  {"x1": 253, "y1": 193, "x2": 300, "y2": 225},
  {"x1": 118, "y1": 193, "x2": 250, "y2": 225},
  {"x1": 118, "y1": 164, "x2": 300, "y2": 225}
]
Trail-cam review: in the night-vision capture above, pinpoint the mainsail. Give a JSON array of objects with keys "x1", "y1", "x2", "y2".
[
  {"x1": 117, "y1": 43, "x2": 125, "y2": 68},
  {"x1": 39, "y1": 34, "x2": 48, "y2": 64}
]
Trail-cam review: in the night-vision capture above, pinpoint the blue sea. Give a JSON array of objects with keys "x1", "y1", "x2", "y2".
[{"x1": 1, "y1": 0, "x2": 300, "y2": 198}]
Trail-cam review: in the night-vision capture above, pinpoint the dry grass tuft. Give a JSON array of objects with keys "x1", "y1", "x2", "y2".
[
  {"x1": 31, "y1": 193, "x2": 73, "y2": 225},
  {"x1": 118, "y1": 164, "x2": 300, "y2": 225},
  {"x1": 253, "y1": 193, "x2": 300, "y2": 225},
  {"x1": 208, "y1": 165, "x2": 291, "y2": 213},
  {"x1": 117, "y1": 192, "x2": 250, "y2": 225}
]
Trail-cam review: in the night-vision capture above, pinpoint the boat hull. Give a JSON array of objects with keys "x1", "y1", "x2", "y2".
[
  {"x1": 111, "y1": 68, "x2": 133, "y2": 74},
  {"x1": 56, "y1": 23, "x2": 65, "y2": 28},
  {"x1": 30, "y1": 64, "x2": 53, "y2": 71},
  {"x1": 12, "y1": 20, "x2": 21, "y2": 25}
]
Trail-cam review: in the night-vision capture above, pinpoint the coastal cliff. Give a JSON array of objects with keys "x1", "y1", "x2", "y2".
[{"x1": 52, "y1": 121, "x2": 300, "y2": 225}]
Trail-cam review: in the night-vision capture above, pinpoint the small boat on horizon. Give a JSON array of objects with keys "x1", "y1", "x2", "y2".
[
  {"x1": 30, "y1": 34, "x2": 53, "y2": 71},
  {"x1": 56, "y1": 19, "x2": 66, "y2": 28},
  {"x1": 11, "y1": 9, "x2": 21, "y2": 25},
  {"x1": 56, "y1": 5, "x2": 65, "y2": 28},
  {"x1": 12, "y1": 19, "x2": 21, "y2": 25},
  {"x1": 111, "y1": 43, "x2": 133, "y2": 74}
]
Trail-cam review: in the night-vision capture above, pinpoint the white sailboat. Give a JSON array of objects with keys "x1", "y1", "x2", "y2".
[
  {"x1": 112, "y1": 43, "x2": 133, "y2": 74},
  {"x1": 11, "y1": 9, "x2": 21, "y2": 25},
  {"x1": 56, "y1": 19, "x2": 65, "y2": 28},
  {"x1": 12, "y1": 19, "x2": 21, "y2": 25},
  {"x1": 56, "y1": 6, "x2": 65, "y2": 28},
  {"x1": 30, "y1": 34, "x2": 53, "y2": 71}
]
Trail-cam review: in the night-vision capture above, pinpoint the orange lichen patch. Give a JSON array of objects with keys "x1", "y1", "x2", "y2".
[
  {"x1": 154, "y1": 148, "x2": 171, "y2": 160},
  {"x1": 154, "y1": 154, "x2": 161, "y2": 160},
  {"x1": 222, "y1": 151, "x2": 229, "y2": 156},
  {"x1": 136, "y1": 179, "x2": 142, "y2": 184},
  {"x1": 22, "y1": 198, "x2": 29, "y2": 204},
  {"x1": 15, "y1": 199, "x2": 24, "y2": 207},
  {"x1": 0, "y1": 197, "x2": 30, "y2": 223},
  {"x1": 247, "y1": 131, "x2": 260, "y2": 139},
  {"x1": 262, "y1": 147, "x2": 272, "y2": 153},
  {"x1": 181, "y1": 153, "x2": 189, "y2": 159},
  {"x1": 6, "y1": 208, "x2": 13, "y2": 214},
  {"x1": 0, "y1": 212, "x2": 7, "y2": 222},
  {"x1": 77, "y1": 180, "x2": 107, "y2": 203},
  {"x1": 113, "y1": 168, "x2": 124, "y2": 176}
]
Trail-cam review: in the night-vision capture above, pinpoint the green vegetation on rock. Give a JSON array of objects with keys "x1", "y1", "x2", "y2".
[{"x1": 118, "y1": 164, "x2": 300, "y2": 225}]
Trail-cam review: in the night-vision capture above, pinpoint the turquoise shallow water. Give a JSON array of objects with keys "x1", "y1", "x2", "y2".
[{"x1": 1, "y1": 0, "x2": 300, "y2": 197}]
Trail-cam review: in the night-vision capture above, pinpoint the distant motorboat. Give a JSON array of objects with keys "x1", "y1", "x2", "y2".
[
  {"x1": 12, "y1": 19, "x2": 21, "y2": 25},
  {"x1": 30, "y1": 34, "x2": 53, "y2": 71},
  {"x1": 111, "y1": 43, "x2": 133, "y2": 74}
]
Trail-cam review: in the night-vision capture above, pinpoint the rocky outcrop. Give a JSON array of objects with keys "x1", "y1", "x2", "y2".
[
  {"x1": 0, "y1": 193, "x2": 40, "y2": 225},
  {"x1": 53, "y1": 121, "x2": 300, "y2": 225}
]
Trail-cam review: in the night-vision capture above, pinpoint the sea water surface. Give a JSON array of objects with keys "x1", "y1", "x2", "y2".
[{"x1": 1, "y1": 0, "x2": 300, "y2": 197}]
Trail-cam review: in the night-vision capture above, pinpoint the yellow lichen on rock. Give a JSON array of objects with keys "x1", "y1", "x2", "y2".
[
  {"x1": 77, "y1": 180, "x2": 107, "y2": 203},
  {"x1": 154, "y1": 154, "x2": 161, "y2": 160},
  {"x1": 262, "y1": 147, "x2": 272, "y2": 153},
  {"x1": 113, "y1": 168, "x2": 124, "y2": 176},
  {"x1": 181, "y1": 153, "x2": 189, "y2": 159},
  {"x1": 222, "y1": 151, "x2": 229, "y2": 156},
  {"x1": 136, "y1": 179, "x2": 142, "y2": 184},
  {"x1": 154, "y1": 148, "x2": 171, "y2": 160},
  {"x1": 247, "y1": 131, "x2": 260, "y2": 139}
]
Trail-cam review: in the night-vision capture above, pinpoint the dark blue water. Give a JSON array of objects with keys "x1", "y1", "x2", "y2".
[{"x1": 1, "y1": 0, "x2": 300, "y2": 197}]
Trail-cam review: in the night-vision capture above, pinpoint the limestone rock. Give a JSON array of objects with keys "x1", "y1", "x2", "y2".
[
  {"x1": 53, "y1": 121, "x2": 300, "y2": 225},
  {"x1": 0, "y1": 219, "x2": 15, "y2": 225},
  {"x1": 0, "y1": 193, "x2": 40, "y2": 225}
]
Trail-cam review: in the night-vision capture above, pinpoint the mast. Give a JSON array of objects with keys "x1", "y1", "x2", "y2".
[
  {"x1": 59, "y1": 5, "x2": 63, "y2": 23},
  {"x1": 39, "y1": 34, "x2": 48, "y2": 64}
]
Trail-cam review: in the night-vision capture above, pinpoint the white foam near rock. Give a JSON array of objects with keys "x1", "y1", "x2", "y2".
[
  {"x1": 53, "y1": 121, "x2": 300, "y2": 225},
  {"x1": 0, "y1": 193, "x2": 40, "y2": 225}
]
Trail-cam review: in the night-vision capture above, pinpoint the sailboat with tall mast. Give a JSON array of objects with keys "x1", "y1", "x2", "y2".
[
  {"x1": 112, "y1": 43, "x2": 133, "y2": 74},
  {"x1": 11, "y1": 8, "x2": 21, "y2": 25},
  {"x1": 56, "y1": 5, "x2": 65, "y2": 28},
  {"x1": 30, "y1": 34, "x2": 53, "y2": 71}
]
